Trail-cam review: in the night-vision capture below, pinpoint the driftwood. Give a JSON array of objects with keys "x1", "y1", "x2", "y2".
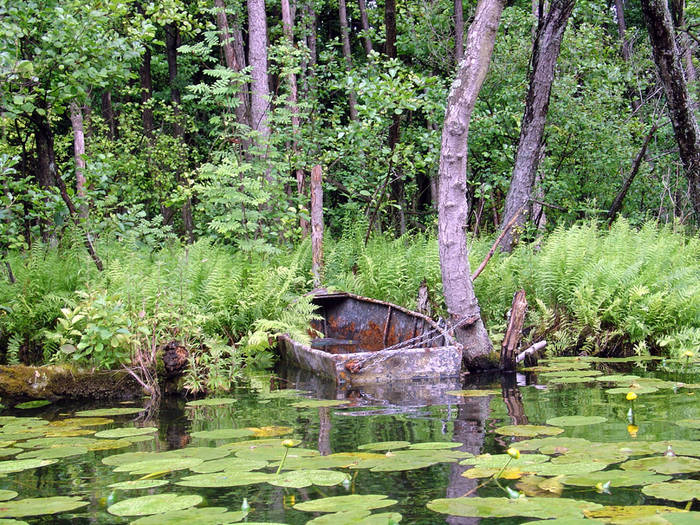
[
  {"x1": 311, "y1": 165, "x2": 323, "y2": 287},
  {"x1": 516, "y1": 340, "x2": 547, "y2": 363},
  {"x1": 500, "y1": 289, "x2": 527, "y2": 370}
]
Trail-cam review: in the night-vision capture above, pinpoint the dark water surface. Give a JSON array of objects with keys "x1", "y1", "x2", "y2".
[{"x1": 0, "y1": 360, "x2": 698, "y2": 524}]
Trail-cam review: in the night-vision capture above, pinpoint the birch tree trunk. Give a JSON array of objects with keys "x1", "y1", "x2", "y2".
[
  {"x1": 498, "y1": 0, "x2": 575, "y2": 253},
  {"x1": 214, "y1": 0, "x2": 250, "y2": 128},
  {"x1": 438, "y1": 0, "x2": 506, "y2": 366},
  {"x1": 358, "y1": 0, "x2": 373, "y2": 55},
  {"x1": 454, "y1": 0, "x2": 464, "y2": 63},
  {"x1": 248, "y1": 0, "x2": 271, "y2": 139},
  {"x1": 339, "y1": 0, "x2": 358, "y2": 121},
  {"x1": 641, "y1": 0, "x2": 700, "y2": 222},
  {"x1": 69, "y1": 102, "x2": 88, "y2": 218}
]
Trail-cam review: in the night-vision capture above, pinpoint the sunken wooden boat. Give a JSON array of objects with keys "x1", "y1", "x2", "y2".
[{"x1": 278, "y1": 290, "x2": 462, "y2": 385}]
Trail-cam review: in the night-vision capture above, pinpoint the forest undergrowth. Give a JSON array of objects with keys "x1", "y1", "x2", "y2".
[{"x1": 0, "y1": 219, "x2": 697, "y2": 391}]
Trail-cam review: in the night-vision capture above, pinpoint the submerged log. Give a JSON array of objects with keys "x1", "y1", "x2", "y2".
[{"x1": 500, "y1": 289, "x2": 527, "y2": 370}]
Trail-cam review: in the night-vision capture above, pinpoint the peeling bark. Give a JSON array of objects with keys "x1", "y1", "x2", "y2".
[
  {"x1": 248, "y1": 0, "x2": 271, "y2": 139},
  {"x1": 69, "y1": 102, "x2": 88, "y2": 218},
  {"x1": 438, "y1": 0, "x2": 506, "y2": 366}
]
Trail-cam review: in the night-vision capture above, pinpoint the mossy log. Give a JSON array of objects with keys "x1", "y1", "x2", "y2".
[{"x1": 0, "y1": 365, "x2": 144, "y2": 401}]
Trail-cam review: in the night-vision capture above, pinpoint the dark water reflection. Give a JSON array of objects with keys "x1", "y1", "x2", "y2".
[{"x1": 0, "y1": 363, "x2": 697, "y2": 524}]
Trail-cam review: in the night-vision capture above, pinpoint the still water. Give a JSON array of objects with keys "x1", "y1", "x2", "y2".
[{"x1": 0, "y1": 357, "x2": 698, "y2": 523}]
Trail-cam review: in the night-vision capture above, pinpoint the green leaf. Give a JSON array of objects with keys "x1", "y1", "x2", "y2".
[
  {"x1": 0, "y1": 497, "x2": 87, "y2": 518},
  {"x1": 130, "y1": 507, "x2": 248, "y2": 524},
  {"x1": 427, "y1": 497, "x2": 602, "y2": 519},
  {"x1": 294, "y1": 495, "x2": 397, "y2": 513},
  {"x1": 107, "y1": 494, "x2": 203, "y2": 516},
  {"x1": 94, "y1": 427, "x2": 157, "y2": 439},
  {"x1": 641, "y1": 480, "x2": 700, "y2": 502}
]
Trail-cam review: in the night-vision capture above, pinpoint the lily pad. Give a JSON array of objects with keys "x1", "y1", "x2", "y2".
[
  {"x1": 291, "y1": 399, "x2": 350, "y2": 408},
  {"x1": 87, "y1": 439, "x2": 134, "y2": 451},
  {"x1": 294, "y1": 495, "x2": 397, "y2": 513},
  {"x1": 546, "y1": 376, "x2": 597, "y2": 384},
  {"x1": 427, "y1": 497, "x2": 602, "y2": 519},
  {"x1": 177, "y1": 471, "x2": 273, "y2": 487},
  {"x1": 75, "y1": 407, "x2": 144, "y2": 417},
  {"x1": 0, "y1": 458, "x2": 57, "y2": 474},
  {"x1": 657, "y1": 512, "x2": 700, "y2": 524},
  {"x1": 247, "y1": 426, "x2": 293, "y2": 437},
  {"x1": 545, "y1": 415, "x2": 607, "y2": 426},
  {"x1": 268, "y1": 469, "x2": 348, "y2": 488},
  {"x1": 462, "y1": 467, "x2": 527, "y2": 479},
  {"x1": 649, "y1": 440, "x2": 700, "y2": 457},
  {"x1": 516, "y1": 437, "x2": 591, "y2": 452},
  {"x1": 190, "y1": 457, "x2": 267, "y2": 473},
  {"x1": 108, "y1": 480, "x2": 170, "y2": 490},
  {"x1": 446, "y1": 389, "x2": 499, "y2": 397},
  {"x1": 107, "y1": 494, "x2": 203, "y2": 516},
  {"x1": 16, "y1": 445, "x2": 88, "y2": 460},
  {"x1": 237, "y1": 445, "x2": 319, "y2": 462},
  {"x1": 170, "y1": 447, "x2": 231, "y2": 461},
  {"x1": 190, "y1": 428, "x2": 254, "y2": 440},
  {"x1": 43, "y1": 428, "x2": 95, "y2": 438},
  {"x1": 19, "y1": 436, "x2": 95, "y2": 449},
  {"x1": 494, "y1": 425, "x2": 564, "y2": 437},
  {"x1": 541, "y1": 369, "x2": 603, "y2": 378},
  {"x1": 527, "y1": 461, "x2": 609, "y2": 476},
  {"x1": 102, "y1": 451, "x2": 154, "y2": 466},
  {"x1": 606, "y1": 386, "x2": 659, "y2": 395},
  {"x1": 185, "y1": 398, "x2": 236, "y2": 407},
  {"x1": 527, "y1": 519, "x2": 604, "y2": 524},
  {"x1": 408, "y1": 442, "x2": 462, "y2": 450},
  {"x1": 562, "y1": 469, "x2": 671, "y2": 487},
  {"x1": 595, "y1": 374, "x2": 640, "y2": 382},
  {"x1": 642, "y1": 480, "x2": 700, "y2": 502},
  {"x1": 14, "y1": 400, "x2": 51, "y2": 410},
  {"x1": 675, "y1": 419, "x2": 700, "y2": 429},
  {"x1": 130, "y1": 507, "x2": 248, "y2": 524},
  {"x1": 621, "y1": 456, "x2": 700, "y2": 474},
  {"x1": 306, "y1": 511, "x2": 403, "y2": 524},
  {"x1": 0, "y1": 448, "x2": 22, "y2": 459},
  {"x1": 358, "y1": 441, "x2": 410, "y2": 452},
  {"x1": 0, "y1": 496, "x2": 87, "y2": 517},
  {"x1": 461, "y1": 453, "x2": 550, "y2": 468},
  {"x1": 0, "y1": 491, "x2": 17, "y2": 502},
  {"x1": 115, "y1": 457, "x2": 204, "y2": 475},
  {"x1": 584, "y1": 506, "x2": 683, "y2": 521},
  {"x1": 94, "y1": 427, "x2": 157, "y2": 439},
  {"x1": 48, "y1": 417, "x2": 113, "y2": 427}
]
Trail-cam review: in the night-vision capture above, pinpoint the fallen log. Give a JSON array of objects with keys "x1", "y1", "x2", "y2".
[{"x1": 516, "y1": 340, "x2": 547, "y2": 363}]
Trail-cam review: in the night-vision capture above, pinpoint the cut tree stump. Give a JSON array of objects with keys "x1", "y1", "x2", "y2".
[{"x1": 500, "y1": 289, "x2": 527, "y2": 370}]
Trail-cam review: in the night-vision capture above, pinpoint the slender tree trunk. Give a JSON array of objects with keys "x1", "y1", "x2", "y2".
[
  {"x1": 358, "y1": 0, "x2": 373, "y2": 55},
  {"x1": 669, "y1": 0, "x2": 697, "y2": 84},
  {"x1": 498, "y1": 0, "x2": 575, "y2": 252},
  {"x1": 214, "y1": 0, "x2": 250, "y2": 128},
  {"x1": 140, "y1": 47, "x2": 154, "y2": 137},
  {"x1": 248, "y1": 0, "x2": 271, "y2": 139},
  {"x1": 385, "y1": 0, "x2": 397, "y2": 58},
  {"x1": 438, "y1": 0, "x2": 506, "y2": 366},
  {"x1": 69, "y1": 102, "x2": 88, "y2": 218},
  {"x1": 339, "y1": 0, "x2": 358, "y2": 121},
  {"x1": 305, "y1": 2, "x2": 317, "y2": 67},
  {"x1": 281, "y1": 0, "x2": 308, "y2": 235},
  {"x1": 641, "y1": 0, "x2": 700, "y2": 221},
  {"x1": 101, "y1": 91, "x2": 116, "y2": 140},
  {"x1": 455, "y1": 0, "x2": 464, "y2": 63},
  {"x1": 614, "y1": 0, "x2": 631, "y2": 61}
]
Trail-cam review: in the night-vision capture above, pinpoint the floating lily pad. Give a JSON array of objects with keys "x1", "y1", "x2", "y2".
[
  {"x1": 48, "y1": 417, "x2": 113, "y2": 427},
  {"x1": 427, "y1": 497, "x2": 602, "y2": 519},
  {"x1": 115, "y1": 457, "x2": 204, "y2": 475},
  {"x1": 19, "y1": 436, "x2": 95, "y2": 449},
  {"x1": 461, "y1": 453, "x2": 550, "y2": 469},
  {"x1": 259, "y1": 388, "x2": 307, "y2": 399},
  {"x1": 170, "y1": 447, "x2": 231, "y2": 461},
  {"x1": 606, "y1": 386, "x2": 659, "y2": 395},
  {"x1": 595, "y1": 375, "x2": 640, "y2": 383},
  {"x1": 541, "y1": 369, "x2": 603, "y2": 378},
  {"x1": 584, "y1": 505, "x2": 683, "y2": 521},
  {"x1": 545, "y1": 376, "x2": 596, "y2": 384},
  {"x1": 562, "y1": 469, "x2": 670, "y2": 487},
  {"x1": 130, "y1": 507, "x2": 248, "y2": 524},
  {"x1": 190, "y1": 457, "x2": 267, "y2": 473},
  {"x1": 515, "y1": 475, "x2": 564, "y2": 497},
  {"x1": 294, "y1": 495, "x2": 397, "y2": 513},
  {"x1": 291, "y1": 399, "x2": 350, "y2": 408},
  {"x1": 269, "y1": 469, "x2": 348, "y2": 488},
  {"x1": 247, "y1": 426, "x2": 293, "y2": 437},
  {"x1": 462, "y1": 467, "x2": 526, "y2": 479},
  {"x1": 0, "y1": 496, "x2": 87, "y2": 517},
  {"x1": 642, "y1": 480, "x2": 700, "y2": 502},
  {"x1": 94, "y1": 427, "x2": 157, "y2": 439},
  {"x1": 0, "y1": 448, "x2": 22, "y2": 458},
  {"x1": 0, "y1": 458, "x2": 57, "y2": 474},
  {"x1": 190, "y1": 428, "x2": 253, "y2": 440},
  {"x1": 75, "y1": 407, "x2": 143, "y2": 417},
  {"x1": 108, "y1": 480, "x2": 169, "y2": 490},
  {"x1": 87, "y1": 439, "x2": 134, "y2": 451},
  {"x1": 358, "y1": 441, "x2": 410, "y2": 452},
  {"x1": 550, "y1": 448, "x2": 628, "y2": 466},
  {"x1": 494, "y1": 425, "x2": 564, "y2": 437},
  {"x1": 675, "y1": 419, "x2": 700, "y2": 429},
  {"x1": 621, "y1": 456, "x2": 700, "y2": 474},
  {"x1": 657, "y1": 512, "x2": 700, "y2": 524},
  {"x1": 177, "y1": 470, "x2": 273, "y2": 487},
  {"x1": 306, "y1": 511, "x2": 403, "y2": 524},
  {"x1": 649, "y1": 440, "x2": 700, "y2": 457},
  {"x1": 17, "y1": 446, "x2": 88, "y2": 460},
  {"x1": 185, "y1": 398, "x2": 236, "y2": 407},
  {"x1": 0, "y1": 491, "x2": 17, "y2": 502},
  {"x1": 102, "y1": 451, "x2": 154, "y2": 466},
  {"x1": 528, "y1": 461, "x2": 609, "y2": 477},
  {"x1": 237, "y1": 445, "x2": 318, "y2": 462},
  {"x1": 546, "y1": 416, "x2": 607, "y2": 426},
  {"x1": 408, "y1": 442, "x2": 462, "y2": 450},
  {"x1": 107, "y1": 494, "x2": 203, "y2": 516},
  {"x1": 446, "y1": 390, "x2": 499, "y2": 397},
  {"x1": 43, "y1": 428, "x2": 95, "y2": 437},
  {"x1": 14, "y1": 400, "x2": 51, "y2": 410},
  {"x1": 516, "y1": 437, "x2": 591, "y2": 452},
  {"x1": 527, "y1": 519, "x2": 604, "y2": 524}
]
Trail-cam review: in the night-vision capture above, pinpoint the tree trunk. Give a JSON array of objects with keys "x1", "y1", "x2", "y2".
[
  {"x1": 641, "y1": 0, "x2": 700, "y2": 221},
  {"x1": 248, "y1": 0, "x2": 271, "y2": 139},
  {"x1": 140, "y1": 47, "x2": 154, "y2": 137},
  {"x1": 358, "y1": 0, "x2": 373, "y2": 55},
  {"x1": 339, "y1": 0, "x2": 358, "y2": 121},
  {"x1": 438, "y1": 0, "x2": 506, "y2": 367},
  {"x1": 311, "y1": 165, "x2": 323, "y2": 287},
  {"x1": 214, "y1": 0, "x2": 250, "y2": 128},
  {"x1": 385, "y1": 0, "x2": 397, "y2": 59},
  {"x1": 455, "y1": 0, "x2": 464, "y2": 63},
  {"x1": 101, "y1": 91, "x2": 116, "y2": 140},
  {"x1": 498, "y1": 0, "x2": 575, "y2": 253},
  {"x1": 281, "y1": 0, "x2": 308, "y2": 235},
  {"x1": 613, "y1": 0, "x2": 631, "y2": 61},
  {"x1": 69, "y1": 102, "x2": 88, "y2": 218},
  {"x1": 305, "y1": 2, "x2": 317, "y2": 67}
]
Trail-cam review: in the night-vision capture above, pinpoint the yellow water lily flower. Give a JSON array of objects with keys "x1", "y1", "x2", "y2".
[
  {"x1": 627, "y1": 424, "x2": 639, "y2": 438},
  {"x1": 684, "y1": 351, "x2": 694, "y2": 358},
  {"x1": 626, "y1": 391, "x2": 637, "y2": 401},
  {"x1": 507, "y1": 447, "x2": 520, "y2": 460},
  {"x1": 281, "y1": 439, "x2": 297, "y2": 448}
]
